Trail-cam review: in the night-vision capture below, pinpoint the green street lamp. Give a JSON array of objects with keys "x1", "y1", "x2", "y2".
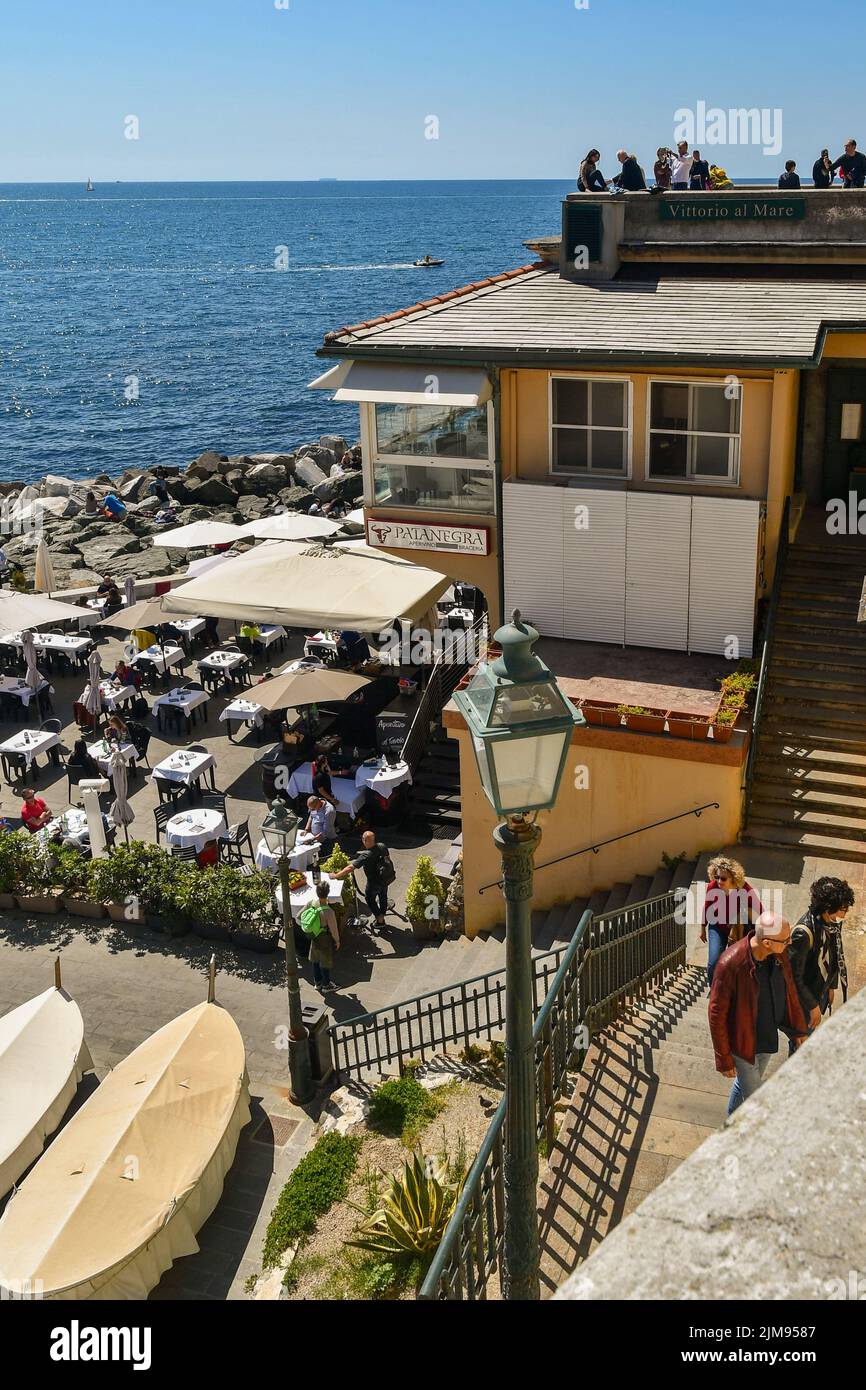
[
  {"x1": 454, "y1": 610, "x2": 583, "y2": 1301},
  {"x1": 262, "y1": 799, "x2": 314, "y2": 1106}
]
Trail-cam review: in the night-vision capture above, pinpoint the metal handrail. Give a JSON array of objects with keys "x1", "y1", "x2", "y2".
[
  {"x1": 400, "y1": 613, "x2": 488, "y2": 772},
  {"x1": 742, "y1": 494, "x2": 792, "y2": 815},
  {"x1": 478, "y1": 803, "x2": 720, "y2": 894},
  {"x1": 419, "y1": 889, "x2": 683, "y2": 1300}
]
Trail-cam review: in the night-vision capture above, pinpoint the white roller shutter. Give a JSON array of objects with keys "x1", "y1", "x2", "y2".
[
  {"x1": 625, "y1": 493, "x2": 691, "y2": 649},
  {"x1": 503, "y1": 481, "x2": 564, "y2": 638},
  {"x1": 688, "y1": 497, "x2": 761, "y2": 657},
  {"x1": 562, "y1": 488, "x2": 626, "y2": 644}
]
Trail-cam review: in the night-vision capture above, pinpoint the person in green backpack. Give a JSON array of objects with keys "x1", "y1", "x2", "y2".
[{"x1": 301, "y1": 881, "x2": 341, "y2": 992}]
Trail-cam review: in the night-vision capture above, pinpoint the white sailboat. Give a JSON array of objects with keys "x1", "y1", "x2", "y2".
[{"x1": 86, "y1": 177, "x2": 94, "y2": 193}]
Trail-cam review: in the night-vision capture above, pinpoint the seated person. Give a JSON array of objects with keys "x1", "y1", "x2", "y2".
[
  {"x1": 131, "y1": 627, "x2": 157, "y2": 653},
  {"x1": 149, "y1": 475, "x2": 171, "y2": 506},
  {"x1": 21, "y1": 788, "x2": 52, "y2": 832},
  {"x1": 113, "y1": 657, "x2": 139, "y2": 689},
  {"x1": 305, "y1": 795, "x2": 336, "y2": 848},
  {"x1": 9, "y1": 563, "x2": 28, "y2": 593},
  {"x1": 68, "y1": 738, "x2": 100, "y2": 779},
  {"x1": 311, "y1": 753, "x2": 336, "y2": 808},
  {"x1": 197, "y1": 839, "x2": 219, "y2": 868},
  {"x1": 96, "y1": 574, "x2": 114, "y2": 598},
  {"x1": 338, "y1": 630, "x2": 371, "y2": 669},
  {"x1": 84, "y1": 490, "x2": 99, "y2": 516},
  {"x1": 106, "y1": 714, "x2": 129, "y2": 744},
  {"x1": 203, "y1": 615, "x2": 220, "y2": 645},
  {"x1": 124, "y1": 718, "x2": 148, "y2": 757},
  {"x1": 102, "y1": 492, "x2": 127, "y2": 520},
  {"x1": 103, "y1": 583, "x2": 123, "y2": 617},
  {"x1": 239, "y1": 621, "x2": 261, "y2": 643}
]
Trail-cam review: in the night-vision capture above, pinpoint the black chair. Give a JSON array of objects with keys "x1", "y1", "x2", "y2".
[
  {"x1": 158, "y1": 700, "x2": 188, "y2": 736},
  {"x1": 128, "y1": 725, "x2": 152, "y2": 769},
  {"x1": 220, "y1": 819, "x2": 253, "y2": 865},
  {"x1": 170, "y1": 845, "x2": 199, "y2": 863},
  {"x1": 39, "y1": 718, "x2": 62, "y2": 736},
  {"x1": 201, "y1": 791, "x2": 227, "y2": 818},
  {"x1": 154, "y1": 777, "x2": 185, "y2": 807},
  {"x1": 153, "y1": 803, "x2": 176, "y2": 845},
  {"x1": 1, "y1": 751, "x2": 27, "y2": 785}
]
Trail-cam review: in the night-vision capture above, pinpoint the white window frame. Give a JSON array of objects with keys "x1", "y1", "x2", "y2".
[
  {"x1": 646, "y1": 377, "x2": 742, "y2": 486},
  {"x1": 548, "y1": 373, "x2": 633, "y2": 479},
  {"x1": 360, "y1": 400, "x2": 496, "y2": 513}
]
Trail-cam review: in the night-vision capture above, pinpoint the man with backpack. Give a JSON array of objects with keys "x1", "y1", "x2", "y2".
[
  {"x1": 787, "y1": 877, "x2": 852, "y2": 1047},
  {"x1": 333, "y1": 830, "x2": 395, "y2": 929},
  {"x1": 300, "y1": 881, "x2": 340, "y2": 992}
]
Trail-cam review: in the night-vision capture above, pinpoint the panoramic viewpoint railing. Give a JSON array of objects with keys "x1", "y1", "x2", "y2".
[
  {"x1": 400, "y1": 613, "x2": 488, "y2": 772},
  {"x1": 418, "y1": 888, "x2": 684, "y2": 1301},
  {"x1": 330, "y1": 942, "x2": 566, "y2": 1084},
  {"x1": 742, "y1": 494, "x2": 792, "y2": 819}
]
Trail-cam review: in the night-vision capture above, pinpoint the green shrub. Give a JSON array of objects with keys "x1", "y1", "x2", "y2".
[
  {"x1": 262, "y1": 1131, "x2": 361, "y2": 1268},
  {"x1": 368, "y1": 1072, "x2": 440, "y2": 1142},
  {"x1": 405, "y1": 854, "x2": 445, "y2": 930},
  {"x1": 320, "y1": 842, "x2": 354, "y2": 909},
  {"x1": 0, "y1": 830, "x2": 34, "y2": 894}
]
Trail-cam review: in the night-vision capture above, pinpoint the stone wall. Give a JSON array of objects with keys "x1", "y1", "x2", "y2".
[{"x1": 556, "y1": 986, "x2": 866, "y2": 1301}]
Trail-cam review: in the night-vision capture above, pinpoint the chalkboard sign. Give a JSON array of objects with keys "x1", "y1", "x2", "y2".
[{"x1": 376, "y1": 712, "x2": 411, "y2": 757}]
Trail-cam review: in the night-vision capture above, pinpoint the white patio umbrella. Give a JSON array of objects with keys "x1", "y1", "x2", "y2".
[
  {"x1": 124, "y1": 576, "x2": 136, "y2": 608},
  {"x1": 21, "y1": 631, "x2": 43, "y2": 694},
  {"x1": 83, "y1": 649, "x2": 103, "y2": 732},
  {"x1": 237, "y1": 511, "x2": 342, "y2": 542},
  {"x1": 33, "y1": 539, "x2": 56, "y2": 596},
  {"x1": 0, "y1": 592, "x2": 90, "y2": 633},
  {"x1": 250, "y1": 666, "x2": 369, "y2": 712},
  {"x1": 150, "y1": 521, "x2": 245, "y2": 549},
  {"x1": 108, "y1": 746, "x2": 134, "y2": 844},
  {"x1": 184, "y1": 552, "x2": 233, "y2": 579}
]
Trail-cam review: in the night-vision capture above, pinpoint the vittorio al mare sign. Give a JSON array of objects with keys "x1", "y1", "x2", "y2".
[
  {"x1": 660, "y1": 197, "x2": 806, "y2": 221},
  {"x1": 366, "y1": 518, "x2": 489, "y2": 555}
]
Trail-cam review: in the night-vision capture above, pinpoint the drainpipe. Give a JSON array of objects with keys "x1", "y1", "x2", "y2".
[{"x1": 492, "y1": 363, "x2": 505, "y2": 628}]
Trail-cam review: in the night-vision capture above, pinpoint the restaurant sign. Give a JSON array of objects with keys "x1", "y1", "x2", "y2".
[
  {"x1": 365, "y1": 518, "x2": 490, "y2": 556},
  {"x1": 660, "y1": 197, "x2": 806, "y2": 221}
]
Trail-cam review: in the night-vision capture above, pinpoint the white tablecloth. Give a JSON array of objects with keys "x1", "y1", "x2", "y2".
[
  {"x1": 303, "y1": 632, "x2": 340, "y2": 658},
  {"x1": 87, "y1": 680, "x2": 136, "y2": 712},
  {"x1": 220, "y1": 698, "x2": 263, "y2": 729},
  {"x1": 254, "y1": 830, "x2": 320, "y2": 874},
  {"x1": 198, "y1": 649, "x2": 246, "y2": 674},
  {"x1": 153, "y1": 688, "x2": 210, "y2": 721},
  {"x1": 170, "y1": 618, "x2": 205, "y2": 639},
  {"x1": 355, "y1": 759, "x2": 412, "y2": 797},
  {"x1": 40, "y1": 808, "x2": 90, "y2": 849},
  {"x1": 285, "y1": 763, "x2": 366, "y2": 816},
  {"x1": 131, "y1": 643, "x2": 185, "y2": 673},
  {"x1": 0, "y1": 631, "x2": 92, "y2": 657},
  {"x1": 0, "y1": 729, "x2": 61, "y2": 768},
  {"x1": 165, "y1": 808, "x2": 227, "y2": 854},
  {"x1": 152, "y1": 749, "x2": 216, "y2": 786},
  {"x1": 90, "y1": 739, "x2": 138, "y2": 774},
  {"x1": 275, "y1": 872, "x2": 343, "y2": 917},
  {"x1": 0, "y1": 677, "x2": 52, "y2": 709},
  {"x1": 256, "y1": 625, "x2": 287, "y2": 648}
]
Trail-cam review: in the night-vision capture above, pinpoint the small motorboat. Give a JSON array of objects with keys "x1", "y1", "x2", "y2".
[
  {"x1": 0, "y1": 989, "x2": 250, "y2": 1300},
  {"x1": 413, "y1": 256, "x2": 444, "y2": 267},
  {"x1": 0, "y1": 961, "x2": 93, "y2": 1200}
]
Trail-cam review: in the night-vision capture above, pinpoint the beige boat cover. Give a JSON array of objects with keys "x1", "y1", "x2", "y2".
[
  {"x1": 161, "y1": 537, "x2": 451, "y2": 630},
  {"x1": 0, "y1": 986, "x2": 93, "y2": 1201},
  {"x1": 0, "y1": 1001, "x2": 250, "y2": 1300}
]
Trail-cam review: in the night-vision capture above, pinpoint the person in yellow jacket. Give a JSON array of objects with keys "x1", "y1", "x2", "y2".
[{"x1": 709, "y1": 164, "x2": 734, "y2": 189}]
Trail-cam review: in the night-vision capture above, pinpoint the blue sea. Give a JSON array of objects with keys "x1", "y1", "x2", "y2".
[{"x1": 0, "y1": 179, "x2": 579, "y2": 483}]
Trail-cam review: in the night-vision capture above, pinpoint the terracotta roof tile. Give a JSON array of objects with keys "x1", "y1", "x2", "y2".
[{"x1": 326, "y1": 262, "x2": 543, "y2": 341}]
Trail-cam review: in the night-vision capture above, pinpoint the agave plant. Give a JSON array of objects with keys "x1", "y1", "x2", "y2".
[{"x1": 347, "y1": 1151, "x2": 463, "y2": 1260}]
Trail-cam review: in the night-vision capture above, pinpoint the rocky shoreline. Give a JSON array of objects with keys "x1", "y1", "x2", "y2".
[{"x1": 0, "y1": 435, "x2": 364, "y2": 591}]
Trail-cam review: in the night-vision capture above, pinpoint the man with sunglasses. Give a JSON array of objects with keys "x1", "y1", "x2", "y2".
[
  {"x1": 709, "y1": 911, "x2": 808, "y2": 1115},
  {"x1": 831, "y1": 138, "x2": 866, "y2": 188}
]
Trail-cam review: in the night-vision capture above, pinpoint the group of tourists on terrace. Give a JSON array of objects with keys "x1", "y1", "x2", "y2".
[
  {"x1": 699, "y1": 855, "x2": 854, "y2": 1115},
  {"x1": 577, "y1": 137, "x2": 866, "y2": 193}
]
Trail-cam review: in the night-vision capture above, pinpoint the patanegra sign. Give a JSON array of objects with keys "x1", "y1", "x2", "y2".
[{"x1": 365, "y1": 518, "x2": 489, "y2": 556}]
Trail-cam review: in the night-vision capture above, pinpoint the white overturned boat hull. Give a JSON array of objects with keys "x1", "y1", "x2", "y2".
[
  {"x1": 0, "y1": 985, "x2": 93, "y2": 1201},
  {"x1": 0, "y1": 1001, "x2": 250, "y2": 1300}
]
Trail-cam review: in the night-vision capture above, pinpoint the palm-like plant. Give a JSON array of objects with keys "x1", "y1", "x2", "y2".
[{"x1": 346, "y1": 1151, "x2": 463, "y2": 1261}]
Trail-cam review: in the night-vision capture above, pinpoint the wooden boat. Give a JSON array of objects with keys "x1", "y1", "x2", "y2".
[
  {"x1": 413, "y1": 257, "x2": 444, "y2": 267},
  {"x1": 0, "y1": 999, "x2": 250, "y2": 1299},
  {"x1": 0, "y1": 964, "x2": 93, "y2": 1200}
]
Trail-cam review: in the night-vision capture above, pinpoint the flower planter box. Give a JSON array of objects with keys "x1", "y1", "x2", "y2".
[
  {"x1": 667, "y1": 715, "x2": 711, "y2": 740},
  {"x1": 620, "y1": 710, "x2": 667, "y2": 735},
  {"x1": 62, "y1": 896, "x2": 107, "y2": 920},
  {"x1": 16, "y1": 891, "x2": 63, "y2": 915},
  {"x1": 581, "y1": 701, "x2": 622, "y2": 728},
  {"x1": 231, "y1": 926, "x2": 280, "y2": 954},
  {"x1": 105, "y1": 900, "x2": 147, "y2": 928},
  {"x1": 0, "y1": 891, "x2": 18, "y2": 911},
  {"x1": 710, "y1": 723, "x2": 734, "y2": 743}
]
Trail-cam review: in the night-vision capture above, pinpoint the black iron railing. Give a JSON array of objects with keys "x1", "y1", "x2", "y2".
[
  {"x1": 330, "y1": 942, "x2": 566, "y2": 1084},
  {"x1": 742, "y1": 494, "x2": 792, "y2": 819},
  {"x1": 400, "y1": 614, "x2": 488, "y2": 773},
  {"x1": 418, "y1": 888, "x2": 684, "y2": 1301}
]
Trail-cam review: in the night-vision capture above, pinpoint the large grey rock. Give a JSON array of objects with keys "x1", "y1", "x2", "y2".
[
  {"x1": 278, "y1": 485, "x2": 316, "y2": 511},
  {"x1": 185, "y1": 450, "x2": 225, "y2": 478},
  {"x1": 119, "y1": 472, "x2": 154, "y2": 502},
  {"x1": 243, "y1": 462, "x2": 288, "y2": 495},
  {"x1": 41, "y1": 475, "x2": 79, "y2": 498},
  {"x1": 319, "y1": 435, "x2": 349, "y2": 459},
  {"x1": 247, "y1": 453, "x2": 296, "y2": 472},
  {"x1": 236, "y1": 494, "x2": 273, "y2": 520},
  {"x1": 295, "y1": 455, "x2": 329, "y2": 487},
  {"x1": 76, "y1": 532, "x2": 142, "y2": 572},
  {"x1": 182, "y1": 476, "x2": 239, "y2": 506}
]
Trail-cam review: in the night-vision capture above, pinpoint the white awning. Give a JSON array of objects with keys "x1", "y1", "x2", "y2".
[{"x1": 308, "y1": 361, "x2": 492, "y2": 407}]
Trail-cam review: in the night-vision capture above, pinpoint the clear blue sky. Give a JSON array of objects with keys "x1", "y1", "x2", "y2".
[{"x1": 1, "y1": 0, "x2": 862, "y2": 181}]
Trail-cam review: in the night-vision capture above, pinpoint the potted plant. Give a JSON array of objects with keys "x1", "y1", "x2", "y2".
[
  {"x1": 227, "y1": 870, "x2": 280, "y2": 953},
  {"x1": 405, "y1": 854, "x2": 447, "y2": 941},
  {"x1": 89, "y1": 844, "x2": 148, "y2": 927},
  {"x1": 145, "y1": 851, "x2": 193, "y2": 938},
  {"x1": 58, "y1": 847, "x2": 106, "y2": 919},
  {"x1": 667, "y1": 711, "x2": 711, "y2": 740},
  {"x1": 0, "y1": 830, "x2": 31, "y2": 909},
  {"x1": 617, "y1": 704, "x2": 667, "y2": 735},
  {"x1": 580, "y1": 699, "x2": 622, "y2": 728},
  {"x1": 710, "y1": 705, "x2": 738, "y2": 743},
  {"x1": 321, "y1": 841, "x2": 355, "y2": 925},
  {"x1": 15, "y1": 840, "x2": 64, "y2": 914}
]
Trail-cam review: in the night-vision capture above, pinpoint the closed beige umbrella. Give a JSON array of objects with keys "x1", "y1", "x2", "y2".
[
  {"x1": 33, "y1": 539, "x2": 56, "y2": 596},
  {"x1": 108, "y1": 745, "x2": 134, "y2": 843},
  {"x1": 250, "y1": 667, "x2": 369, "y2": 712}
]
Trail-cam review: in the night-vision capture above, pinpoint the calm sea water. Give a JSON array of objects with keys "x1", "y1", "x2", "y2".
[{"x1": 0, "y1": 179, "x2": 580, "y2": 483}]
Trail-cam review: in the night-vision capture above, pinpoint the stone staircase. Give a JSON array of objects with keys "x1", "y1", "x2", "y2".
[
  {"x1": 406, "y1": 732, "x2": 462, "y2": 830},
  {"x1": 743, "y1": 521, "x2": 866, "y2": 863},
  {"x1": 387, "y1": 857, "x2": 698, "y2": 1007}
]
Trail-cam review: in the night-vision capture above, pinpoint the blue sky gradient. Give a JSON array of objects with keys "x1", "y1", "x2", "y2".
[{"x1": 1, "y1": 0, "x2": 860, "y2": 181}]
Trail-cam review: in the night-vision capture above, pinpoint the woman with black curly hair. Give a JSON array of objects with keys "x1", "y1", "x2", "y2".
[{"x1": 788, "y1": 877, "x2": 854, "y2": 1042}]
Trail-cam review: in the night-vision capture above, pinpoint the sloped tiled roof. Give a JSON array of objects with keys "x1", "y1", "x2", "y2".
[{"x1": 322, "y1": 266, "x2": 866, "y2": 365}]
